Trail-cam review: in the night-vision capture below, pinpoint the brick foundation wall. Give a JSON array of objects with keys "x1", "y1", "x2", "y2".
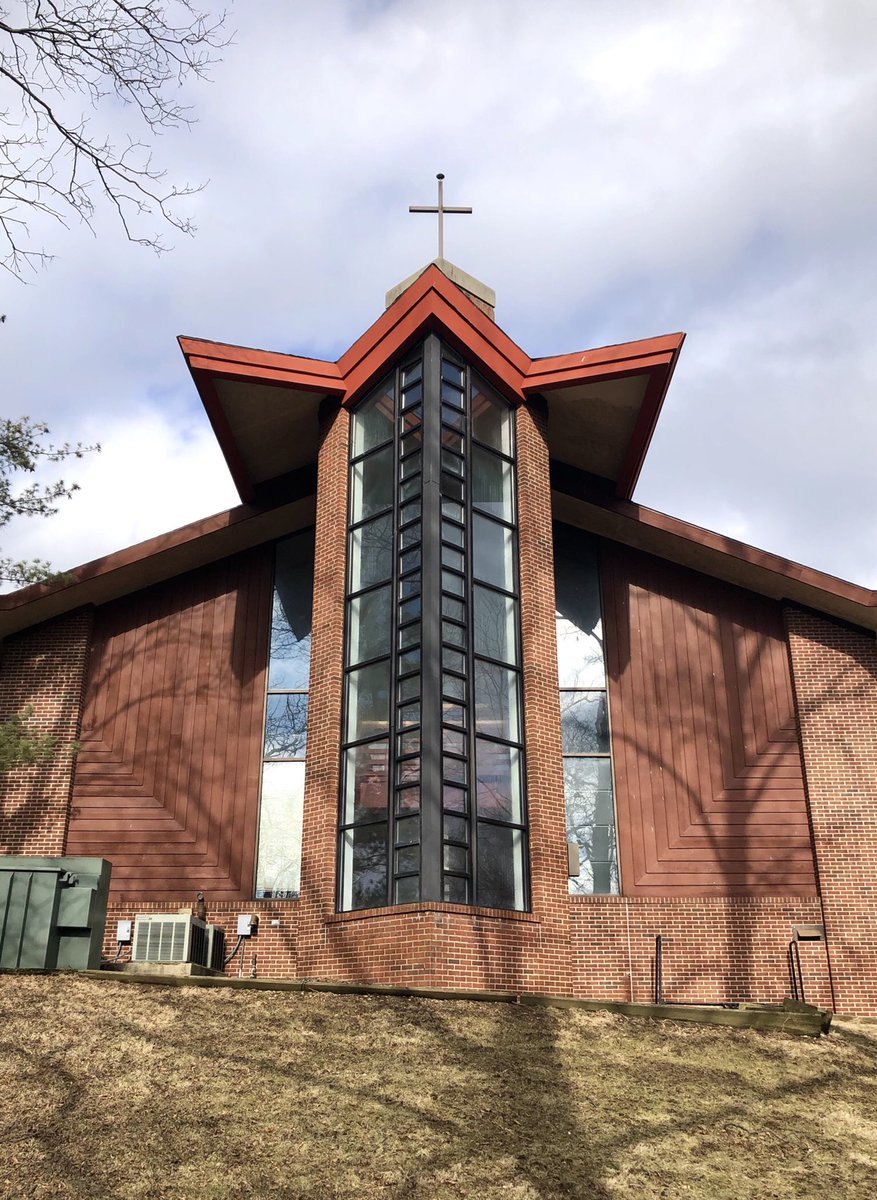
[
  {"x1": 0, "y1": 610, "x2": 92, "y2": 855},
  {"x1": 786, "y1": 606, "x2": 877, "y2": 1015}
]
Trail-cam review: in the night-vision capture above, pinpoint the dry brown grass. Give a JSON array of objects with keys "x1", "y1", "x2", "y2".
[{"x1": 1, "y1": 975, "x2": 876, "y2": 1200}]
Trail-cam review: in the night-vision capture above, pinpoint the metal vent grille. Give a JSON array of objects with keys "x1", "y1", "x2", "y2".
[{"x1": 132, "y1": 915, "x2": 208, "y2": 964}]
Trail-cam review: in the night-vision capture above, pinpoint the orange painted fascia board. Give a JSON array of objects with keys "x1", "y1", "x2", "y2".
[
  {"x1": 581, "y1": 490, "x2": 875, "y2": 610},
  {"x1": 178, "y1": 336, "x2": 343, "y2": 392},
  {"x1": 337, "y1": 265, "x2": 531, "y2": 403},
  {"x1": 0, "y1": 503, "x2": 263, "y2": 614},
  {"x1": 615, "y1": 334, "x2": 685, "y2": 499},
  {"x1": 524, "y1": 333, "x2": 683, "y2": 393}
]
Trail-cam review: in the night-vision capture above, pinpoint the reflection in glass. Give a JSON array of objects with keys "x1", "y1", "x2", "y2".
[
  {"x1": 342, "y1": 823, "x2": 388, "y2": 910},
  {"x1": 474, "y1": 587, "x2": 516, "y2": 664},
  {"x1": 351, "y1": 446, "x2": 393, "y2": 521},
  {"x1": 264, "y1": 694, "x2": 308, "y2": 759},
  {"x1": 472, "y1": 377, "x2": 512, "y2": 454},
  {"x1": 348, "y1": 586, "x2": 391, "y2": 665},
  {"x1": 352, "y1": 377, "x2": 394, "y2": 456},
  {"x1": 349, "y1": 515, "x2": 393, "y2": 592},
  {"x1": 255, "y1": 761, "x2": 305, "y2": 898},
  {"x1": 343, "y1": 741, "x2": 389, "y2": 823},
  {"x1": 472, "y1": 447, "x2": 512, "y2": 521},
  {"x1": 346, "y1": 660, "x2": 390, "y2": 742},
  {"x1": 555, "y1": 525, "x2": 605, "y2": 688},
  {"x1": 474, "y1": 660, "x2": 519, "y2": 742},
  {"x1": 473, "y1": 514, "x2": 514, "y2": 592},
  {"x1": 560, "y1": 691, "x2": 610, "y2": 754},
  {"x1": 475, "y1": 739, "x2": 522, "y2": 822},
  {"x1": 268, "y1": 532, "x2": 314, "y2": 690},
  {"x1": 477, "y1": 824, "x2": 524, "y2": 910}
]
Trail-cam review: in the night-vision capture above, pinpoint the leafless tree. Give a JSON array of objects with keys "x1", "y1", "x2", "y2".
[{"x1": 0, "y1": 1, "x2": 227, "y2": 279}]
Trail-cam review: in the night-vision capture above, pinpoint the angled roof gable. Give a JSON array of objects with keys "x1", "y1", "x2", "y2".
[{"x1": 179, "y1": 263, "x2": 682, "y2": 504}]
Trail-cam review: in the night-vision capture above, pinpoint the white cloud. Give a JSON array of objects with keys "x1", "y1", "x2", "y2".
[{"x1": 3, "y1": 0, "x2": 876, "y2": 588}]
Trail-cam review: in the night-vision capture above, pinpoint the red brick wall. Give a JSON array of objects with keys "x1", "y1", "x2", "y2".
[
  {"x1": 786, "y1": 607, "x2": 877, "y2": 1015},
  {"x1": 0, "y1": 610, "x2": 92, "y2": 855}
]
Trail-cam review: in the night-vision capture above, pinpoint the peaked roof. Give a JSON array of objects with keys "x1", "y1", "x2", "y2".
[{"x1": 180, "y1": 263, "x2": 684, "y2": 503}]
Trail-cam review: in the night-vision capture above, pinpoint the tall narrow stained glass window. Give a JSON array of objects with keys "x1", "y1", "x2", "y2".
[
  {"x1": 255, "y1": 529, "x2": 314, "y2": 898},
  {"x1": 339, "y1": 336, "x2": 529, "y2": 911},
  {"x1": 554, "y1": 523, "x2": 620, "y2": 894}
]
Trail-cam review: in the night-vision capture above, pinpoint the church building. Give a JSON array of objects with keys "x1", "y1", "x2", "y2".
[{"x1": 2, "y1": 256, "x2": 876, "y2": 1015}]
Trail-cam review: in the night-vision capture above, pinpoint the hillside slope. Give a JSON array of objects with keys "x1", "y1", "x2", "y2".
[{"x1": 1, "y1": 975, "x2": 875, "y2": 1199}]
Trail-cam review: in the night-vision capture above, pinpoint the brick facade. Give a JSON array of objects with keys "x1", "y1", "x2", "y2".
[
  {"x1": 0, "y1": 610, "x2": 92, "y2": 856},
  {"x1": 786, "y1": 606, "x2": 877, "y2": 1015}
]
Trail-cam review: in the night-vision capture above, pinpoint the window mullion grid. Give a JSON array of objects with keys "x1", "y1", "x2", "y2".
[{"x1": 419, "y1": 334, "x2": 443, "y2": 903}]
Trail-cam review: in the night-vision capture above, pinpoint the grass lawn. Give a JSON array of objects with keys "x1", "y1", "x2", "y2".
[{"x1": 1, "y1": 974, "x2": 876, "y2": 1199}]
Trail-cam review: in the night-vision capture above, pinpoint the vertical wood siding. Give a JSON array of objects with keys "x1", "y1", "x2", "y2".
[
  {"x1": 601, "y1": 543, "x2": 816, "y2": 895},
  {"x1": 67, "y1": 550, "x2": 273, "y2": 901}
]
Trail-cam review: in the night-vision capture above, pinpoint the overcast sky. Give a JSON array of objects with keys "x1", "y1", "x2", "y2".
[{"x1": 3, "y1": 0, "x2": 877, "y2": 591}]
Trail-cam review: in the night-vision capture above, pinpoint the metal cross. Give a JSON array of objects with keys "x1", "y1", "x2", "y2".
[{"x1": 409, "y1": 173, "x2": 472, "y2": 260}]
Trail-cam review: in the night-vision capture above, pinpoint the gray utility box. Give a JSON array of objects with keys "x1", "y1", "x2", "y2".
[{"x1": 0, "y1": 857, "x2": 112, "y2": 971}]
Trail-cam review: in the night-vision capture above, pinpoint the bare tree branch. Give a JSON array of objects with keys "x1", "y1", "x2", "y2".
[{"x1": 0, "y1": 1, "x2": 227, "y2": 278}]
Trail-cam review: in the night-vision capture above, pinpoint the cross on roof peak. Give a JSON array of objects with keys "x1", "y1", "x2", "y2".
[{"x1": 409, "y1": 173, "x2": 472, "y2": 260}]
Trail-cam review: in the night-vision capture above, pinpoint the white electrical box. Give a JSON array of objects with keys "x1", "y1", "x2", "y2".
[
  {"x1": 237, "y1": 913, "x2": 256, "y2": 937},
  {"x1": 116, "y1": 919, "x2": 133, "y2": 943}
]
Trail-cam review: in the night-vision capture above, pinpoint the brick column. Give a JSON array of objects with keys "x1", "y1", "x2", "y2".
[
  {"x1": 785, "y1": 606, "x2": 877, "y2": 1015},
  {"x1": 296, "y1": 398, "x2": 350, "y2": 976},
  {"x1": 515, "y1": 398, "x2": 573, "y2": 992},
  {"x1": 0, "y1": 609, "x2": 93, "y2": 855}
]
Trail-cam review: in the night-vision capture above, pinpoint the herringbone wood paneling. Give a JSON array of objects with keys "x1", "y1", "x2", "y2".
[
  {"x1": 67, "y1": 550, "x2": 273, "y2": 900},
  {"x1": 602, "y1": 543, "x2": 816, "y2": 896}
]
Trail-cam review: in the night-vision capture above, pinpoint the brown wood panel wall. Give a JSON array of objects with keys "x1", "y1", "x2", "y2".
[
  {"x1": 601, "y1": 542, "x2": 817, "y2": 895},
  {"x1": 67, "y1": 549, "x2": 273, "y2": 901}
]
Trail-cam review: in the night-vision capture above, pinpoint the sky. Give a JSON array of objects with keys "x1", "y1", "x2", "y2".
[{"x1": 3, "y1": 0, "x2": 877, "y2": 590}]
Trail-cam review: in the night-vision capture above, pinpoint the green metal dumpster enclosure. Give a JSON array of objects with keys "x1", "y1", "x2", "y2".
[{"x1": 0, "y1": 857, "x2": 111, "y2": 971}]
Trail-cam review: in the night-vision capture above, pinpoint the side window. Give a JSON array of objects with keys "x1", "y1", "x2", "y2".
[
  {"x1": 554, "y1": 523, "x2": 619, "y2": 894},
  {"x1": 255, "y1": 529, "x2": 314, "y2": 898}
]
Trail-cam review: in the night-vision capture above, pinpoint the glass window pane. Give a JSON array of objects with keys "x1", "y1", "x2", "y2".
[
  {"x1": 441, "y1": 448, "x2": 464, "y2": 477},
  {"x1": 255, "y1": 761, "x2": 305, "y2": 899},
  {"x1": 264, "y1": 694, "x2": 308, "y2": 759},
  {"x1": 443, "y1": 702, "x2": 466, "y2": 728},
  {"x1": 560, "y1": 691, "x2": 610, "y2": 754},
  {"x1": 441, "y1": 595, "x2": 465, "y2": 622},
  {"x1": 400, "y1": 450, "x2": 422, "y2": 480},
  {"x1": 474, "y1": 587, "x2": 517, "y2": 665},
  {"x1": 442, "y1": 360, "x2": 464, "y2": 388},
  {"x1": 402, "y1": 361, "x2": 422, "y2": 387},
  {"x1": 396, "y1": 845, "x2": 420, "y2": 873},
  {"x1": 442, "y1": 672, "x2": 466, "y2": 701},
  {"x1": 442, "y1": 520, "x2": 464, "y2": 548},
  {"x1": 474, "y1": 661, "x2": 520, "y2": 742},
  {"x1": 476, "y1": 823, "x2": 524, "y2": 910},
  {"x1": 401, "y1": 426, "x2": 423, "y2": 455},
  {"x1": 400, "y1": 499, "x2": 421, "y2": 525},
  {"x1": 444, "y1": 814, "x2": 468, "y2": 843},
  {"x1": 399, "y1": 622, "x2": 420, "y2": 650},
  {"x1": 398, "y1": 648, "x2": 420, "y2": 675},
  {"x1": 395, "y1": 876, "x2": 419, "y2": 903},
  {"x1": 443, "y1": 755, "x2": 467, "y2": 785},
  {"x1": 442, "y1": 404, "x2": 465, "y2": 432},
  {"x1": 441, "y1": 472, "x2": 464, "y2": 511},
  {"x1": 475, "y1": 739, "x2": 522, "y2": 822},
  {"x1": 441, "y1": 545, "x2": 465, "y2": 572},
  {"x1": 400, "y1": 476, "x2": 421, "y2": 503},
  {"x1": 441, "y1": 428, "x2": 464, "y2": 455},
  {"x1": 473, "y1": 514, "x2": 514, "y2": 591},
  {"x1": 400, "y1": 522, "x2": 421, "y2": 551},
  {"x1": 268, "y1": 531, "x2": 314, "y2": 690},
  {"x1": 395, "y1": 815, "x2": 420, "y2": 846},
  {"x1": 443, "y1": 728, "x2": 465, "y2": 755},
  {"x1": 554, "y1": 525, "x2": 606, "y2": 688},
  {"x1": 400, "y1": 547, "x2": 421, "y2": 574},
  {"x1": 472, "y1": 447, "x2": 513, "y2": 521},
  {"x1": 398, "y1": 729, "x2": 420, "y2": 755},
  {"x1": 443, "y1": 785, "x2": 467, "y2": 812},
  {"x1": 441, "y1": 379, "x2": 464, "y2": 407},
  {"x1": 343, "y1": 741, "x2": 389, "y2": 823},
  {"x1": 401, "y1": 380, "x2": 422, "y2": 408},
  {"x1": 442, "y1": 570, "x2": 465, "y2": 599},
  {"x1": 398, "y1": 673, "x2": 419, "y2": 704},
  {"x1": 348, "y1": 586, "x2": 391, "y2": 665},
  {"x1": 399, "y1": 596, "x2": 421, "y2": 624},
  {"x1": 398, "y1": 701, "x2": 420, "y2": 728},
  {"x1": 472, "y1": 378, "x2": 512, "y2": 455},
  {"x1": 399, "y1": 573, "x2": 420, "y2": 599},
  {"x1": 351, "y1": 446, "x2": 393, "y2": 522},
  {"x1": 341, "y1": 823, "x2": 388, "y2": 910},
  {"x1": 397, "y1": 784, "x2": 420, "y2": 811},
  {"x1": 352, "y1": 378, "x2": 394, "y2": 456},
  {"x1": 442, "y1": 647, "x2": 465, "y2": 674},
  {"x1": 397, "y1": 755, "x2": 420, "y2": 785},
  {"x1": 564, "y1": 758, "x2": 618, "y2": 897},
  {"x1": 444, "y1": 844, "x2": 468, "y2": 873},
  {"x1": 349, "y1": 515, "x2": 392, "y2": 592},
  {"x1": 443, "y1": 875, "x2": 469, "y2": 903},
  {"x1": 442, "y1": 620, "x2": 465, "y2": 648},
  {"x1": 346, "y1": 660, "x2": 390, "y2": 742},
  {"x1": 400, "y1": 406, "x2": 421, "y2": 435}
]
